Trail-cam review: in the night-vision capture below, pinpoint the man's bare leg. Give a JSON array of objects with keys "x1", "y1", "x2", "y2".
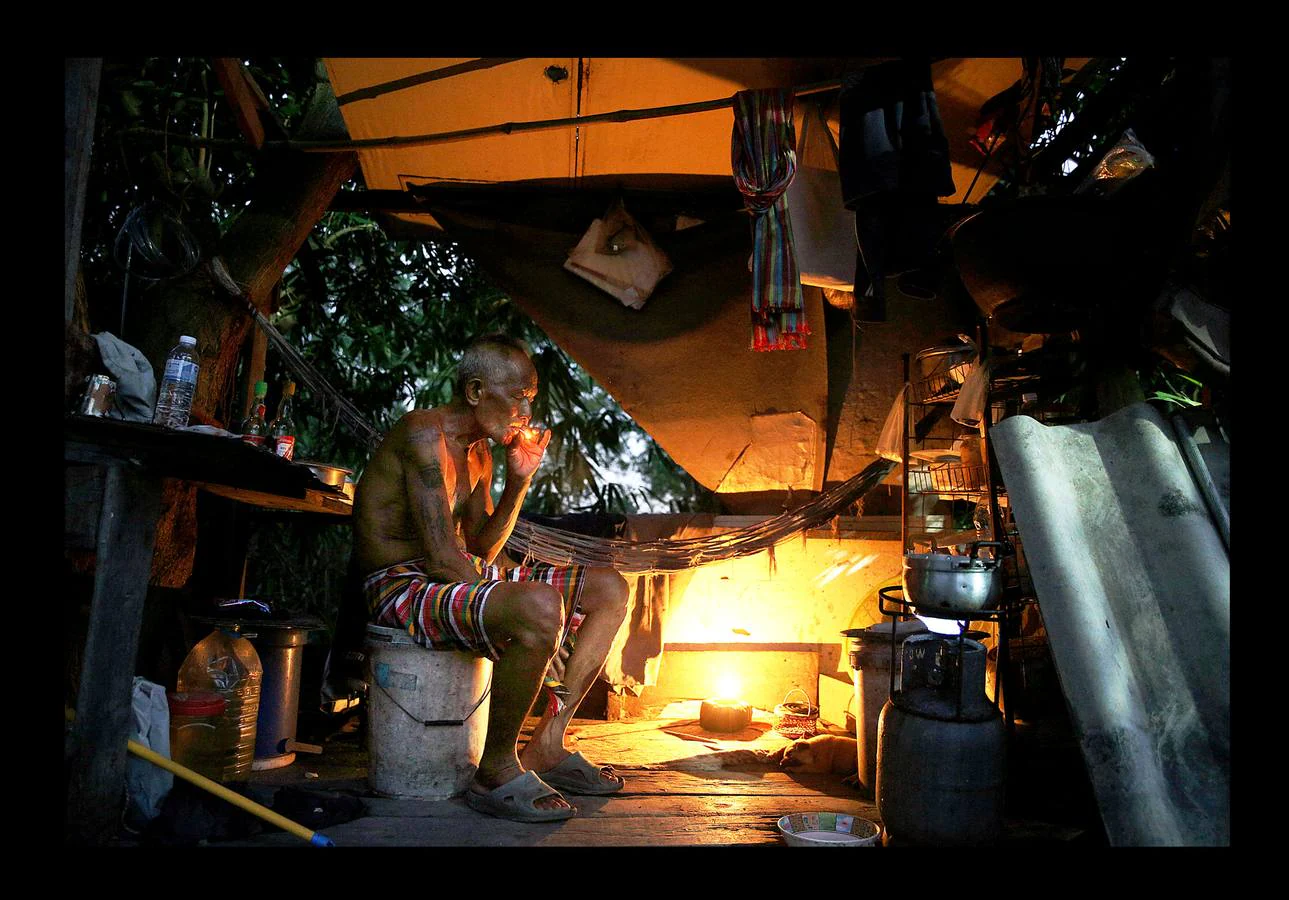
[
  {"x1": 520, "y1": 568, "x2": 630, "y2": 783},
  {"x1": 473, "y1": 582, "x2": 571, "y2": 812}
]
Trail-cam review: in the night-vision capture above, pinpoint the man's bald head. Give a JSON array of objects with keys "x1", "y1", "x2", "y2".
[{"x1": 456, "y1": 334, "x2": 533, "y2": 400}]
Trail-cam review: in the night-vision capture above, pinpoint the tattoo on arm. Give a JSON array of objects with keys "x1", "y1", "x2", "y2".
[
  {"x1": 417, "y1": 459, "x2": 445, "y2": 491},
  {"x1": 405, "y1": 438, "x2": 476, "y2": 581}
]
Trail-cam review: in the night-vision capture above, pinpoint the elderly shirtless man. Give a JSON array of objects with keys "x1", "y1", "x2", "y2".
[{"x1": 353, "y1": 334, "x2": 629, "y2": 822}]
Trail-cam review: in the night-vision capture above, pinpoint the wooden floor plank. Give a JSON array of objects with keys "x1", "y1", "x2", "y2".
[
  {"x1": 222, "y1": 714, "x2": 877, "y2": 848},
  {"x1": 231, "y1": 813, "x2": 792, "y2": 847},
  {"x1": 360, "y1": 792, "x2": 878, "y2": 821},
  {"x1": 223, "y1": 710, "x2": 1092, "y2": 848}
]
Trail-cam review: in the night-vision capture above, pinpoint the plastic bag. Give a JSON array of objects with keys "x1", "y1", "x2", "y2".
[
  {"x1": 875, "y1": 385, "x2": 908, "y2": 462},
  {"x1": 787, "y1": 98, "x2": 855, "y2": 291},
  {"x1": 1075, "y1": 129, "x2": 1155, "y2": 197},
  {"x1": 951, "y1": 358, "x2": 992, "y2": 428},
  {"x1": 125, "y1": 676, "x2": 174, "y2": 829},
  {"x1": 564, "y1": 200, "x2": 673, "y2": 309}
]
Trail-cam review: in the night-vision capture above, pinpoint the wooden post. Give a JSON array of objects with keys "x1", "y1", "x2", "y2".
[
  {"x1": 65, "y1": 464, "x2": 163, "y2": 845},
  {"x1": 65, "y1": 58, "x2": 102, "y2": 325},
  {"x1": 210, "y1": 57, "x2": 275, "y2": 150},
  {"x1": 244, "y1": 322, "x2": 268, "y2": 419}
]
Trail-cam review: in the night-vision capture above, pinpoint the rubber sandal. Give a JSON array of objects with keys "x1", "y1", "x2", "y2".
[
  {"x1": 464, "y1": 770, "x2": 576, "y2": 823},
  {"x1": 539, "y1": 751, "x2": 625, "y2": 796}
]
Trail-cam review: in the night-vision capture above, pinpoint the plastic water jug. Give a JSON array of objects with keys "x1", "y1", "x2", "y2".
[{"x1": 176, "y1": 627, "x2": 263, "y2": 781}]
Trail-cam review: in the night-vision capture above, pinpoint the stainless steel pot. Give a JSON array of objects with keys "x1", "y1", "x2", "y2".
[{"x1": 902, "y1": 542, "x2": 1004, "y2": 613}]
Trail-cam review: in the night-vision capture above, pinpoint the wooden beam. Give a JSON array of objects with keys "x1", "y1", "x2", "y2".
[
  {"x1": 242, "y1": 281, "x2": 273, "y2": 419},
  {"x1": 211, "y1": 57, "x2": 270, "y2": 150},
  {"x1": 327, "y1": 189, "x2": 427, "y2": 212},
  {"x1": 65, "y1": 59, "x2": 101, "y2": 325},
  {"x1": 125, "y1": 77, "x2": 848, "y2": 154},
  {"x1": 334, "y1": 58, "x2": 526, "y2": 106},
  {"x1": 65, "y1": 464, "x2": 163, "y2": 845},
  {"x1": 196, "y1": 483, "x2": 352, "y2": 516},
  {"x1": 64, "y1": 465, "x2": 106, "y2": 549},
  {"x1": 244, "y1": 323, "x2": 267, "y2": 419}
]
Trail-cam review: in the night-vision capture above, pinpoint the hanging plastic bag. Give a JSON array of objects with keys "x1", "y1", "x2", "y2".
[
  {"x1": 875, "y1": 384, "x2": 908, "y2": 462},
  {"x1": 951, "y1": 358, "x2": 992, "y2": 428},
  {"x1": 1074, "y1": 129, "x2": 1155, "y2": 197},
  {"x1": 787, "y1": 99, "x2": 855, "y2": 291},
  {"x1": 124, "y1": 676, "x2": 174, "y2": 830},
  {"x1": 564, "y1": 199, "x2": 674, "y2": 309}
]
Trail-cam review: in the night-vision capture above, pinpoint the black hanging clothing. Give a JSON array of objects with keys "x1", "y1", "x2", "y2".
[
  {"x1": 839, "y1": 60, "x2": 956, "y2": 317},
  {"x1": 838, "y1": 59, "x2": 956, "y2": 204}
]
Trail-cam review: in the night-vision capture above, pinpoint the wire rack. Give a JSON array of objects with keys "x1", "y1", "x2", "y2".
[
  {"x1": 911, "y1": 373, "x2": 965, "y2": 404},
  {"x1": 907, "y1": 463, "x2": 990, "y2": 495}
]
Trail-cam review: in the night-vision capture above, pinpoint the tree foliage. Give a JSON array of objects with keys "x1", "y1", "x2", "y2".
[{"x1": 79, "y1": 56, "x2": 714, "y2": 622}]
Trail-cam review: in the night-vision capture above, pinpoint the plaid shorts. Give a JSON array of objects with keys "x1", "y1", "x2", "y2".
[{"x1": 364, "y1": 552, "x2": 587, "y2": 661}]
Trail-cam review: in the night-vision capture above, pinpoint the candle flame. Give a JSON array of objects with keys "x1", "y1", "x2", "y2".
[{"x1": 714, "y1": 672, "x2": 742, "y2": 700}]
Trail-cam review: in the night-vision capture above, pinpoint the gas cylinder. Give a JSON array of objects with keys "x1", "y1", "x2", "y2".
[{"x1": 876, "y1": 633, "x2": 1006, "y2": 846}]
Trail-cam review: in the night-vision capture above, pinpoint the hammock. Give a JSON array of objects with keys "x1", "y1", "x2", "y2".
[
  {"x1": 506, "y1": 457, "x2": 894, "y2": 573},
  {"x1": 215, "y1": 256, "x2": 894, "y2": 573}
]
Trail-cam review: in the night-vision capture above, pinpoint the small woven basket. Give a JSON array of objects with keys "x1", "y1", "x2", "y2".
[{"x1": 773, "y1": 688, "x2": 819, "y2": 739}]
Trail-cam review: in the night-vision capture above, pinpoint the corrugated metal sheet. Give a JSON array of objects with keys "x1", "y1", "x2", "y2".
[{"x1": 991, "y1": 403, "x2": 1229, "y2": 846}]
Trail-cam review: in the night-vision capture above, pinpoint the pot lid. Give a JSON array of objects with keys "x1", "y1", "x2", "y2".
[
  {"x1": 841, "y1": 619, "x2": 927, "y2": 640},
  {"x1": 904, "y1": 551, "x2": 999, "y2": 571}
]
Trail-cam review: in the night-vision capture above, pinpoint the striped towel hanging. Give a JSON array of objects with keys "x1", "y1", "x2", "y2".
[{"x1": 732, "y1": 88, "x2": 810, "y2": 351}]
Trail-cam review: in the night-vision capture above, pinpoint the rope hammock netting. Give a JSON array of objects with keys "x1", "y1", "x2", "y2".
[
  {"x1": 212, "y1": 256, "x2": 895, "y2": 574},
  {"x1": 507, "y1": 457, "x2": 894, "y2": 574}
]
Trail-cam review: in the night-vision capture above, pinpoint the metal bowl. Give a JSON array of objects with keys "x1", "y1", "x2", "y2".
[{"x1": 298, "y1": 460, "x2": 353, "y2": 488}]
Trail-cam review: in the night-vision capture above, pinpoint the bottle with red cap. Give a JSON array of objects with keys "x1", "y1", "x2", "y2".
[
  {"x1": 270, "y1": 381, "x2": 297, "y2": 460},
  {"x1": 238, "y1": 381, "x2": 270, "y2": 450}
]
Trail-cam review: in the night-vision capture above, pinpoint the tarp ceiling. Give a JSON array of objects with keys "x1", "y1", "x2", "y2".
[
  {"x1": 319, "y1": 58, "x2": 1088, "y2": 497},
  {"x1": 323, "y1": 58, "x2": 1078, "y2": 231}
]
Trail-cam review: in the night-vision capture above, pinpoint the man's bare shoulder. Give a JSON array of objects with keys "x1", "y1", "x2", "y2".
[{"x1": 393, "y1": 409, "x2": 450, "y2": 449}]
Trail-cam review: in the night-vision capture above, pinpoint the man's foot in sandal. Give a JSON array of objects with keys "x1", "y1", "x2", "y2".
[
  {"x1": 465, "y1": 768, "x2": 575, "y2": 823},
  {"x1": 534, "y1": 750, "x2": 625, "y2": 796}
]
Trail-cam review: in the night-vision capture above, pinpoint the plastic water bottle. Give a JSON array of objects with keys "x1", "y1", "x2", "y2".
[
  {"x1": 175, "y1": 627, "x2": 263, "y2": 781},
  {"x1": 152, "y1": 335, "x2": 200, "y2": 428}
]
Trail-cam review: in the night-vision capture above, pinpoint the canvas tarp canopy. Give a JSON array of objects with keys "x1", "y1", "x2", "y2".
[
  {"x1": 321, "y1": 58, "x2": 1085, "y2": 497},
  {"x1": 322, "y1": 58, "x2": 1063, "y2": 216}
]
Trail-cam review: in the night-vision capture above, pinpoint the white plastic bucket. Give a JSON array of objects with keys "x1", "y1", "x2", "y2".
[
  {"x1": 365, "y1": 624, "x2": 492, "y2": 799},
  {"x1": 847, "y1": 619, "x2": 927, "y2": 796}
]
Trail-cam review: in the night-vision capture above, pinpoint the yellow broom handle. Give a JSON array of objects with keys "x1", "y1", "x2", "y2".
[{"x1": 66, "y1": 707, "x2": 334, "y2": 847}]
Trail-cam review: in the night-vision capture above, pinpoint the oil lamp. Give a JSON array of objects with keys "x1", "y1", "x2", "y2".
[{"x1": 699, "y1": 672, "x2": 752, "y2": 733}]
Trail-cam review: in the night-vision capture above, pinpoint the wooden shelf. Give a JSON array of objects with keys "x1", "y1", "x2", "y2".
[{"x1": 196, "y1": 482, "x2": 353, "y2": 516}]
